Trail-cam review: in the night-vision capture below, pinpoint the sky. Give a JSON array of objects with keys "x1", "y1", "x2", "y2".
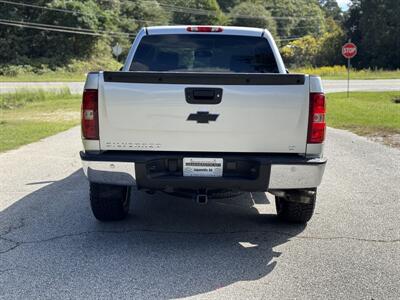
[{"x1": 336, "y1": 0, "x2": 351, "y2": 11}]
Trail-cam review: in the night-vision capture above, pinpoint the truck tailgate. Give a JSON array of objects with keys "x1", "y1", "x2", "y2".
[{"x1": 98, "y1": 72, "x2": 309, "y2": 154}]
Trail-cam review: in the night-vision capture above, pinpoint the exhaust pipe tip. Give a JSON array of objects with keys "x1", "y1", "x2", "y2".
[{"x1": 196, "y1": 194, "x2": 208, "y2": 205}]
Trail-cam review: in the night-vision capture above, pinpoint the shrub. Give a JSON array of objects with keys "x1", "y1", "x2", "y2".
[
  {"x1": 281, "y1": 36, "x2": 319, "y2": 67},
  {"x1": 281, "y1": 19, "x2": 345, "y2": 68},
  {"x1": 291, "y1": 65, "x2": 347, "y2": 76}
]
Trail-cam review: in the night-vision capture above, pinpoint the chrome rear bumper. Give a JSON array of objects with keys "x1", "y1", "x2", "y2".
[
  {"x1": 81, "y1": 152, "x2": 326, "y2": 190},
  {"x1": 269, "y1": 163, "x2": 326, "y2": 189},
  {"x1": 82, "y1": 160, "x2": 136, "y2": 186}
]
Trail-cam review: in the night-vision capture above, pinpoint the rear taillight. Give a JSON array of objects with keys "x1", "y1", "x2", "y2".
[
  {"x1": 81, "y1": 89, "x2": 99, "y2": 140},
  {"x1": 307, "y1": 93, "x2": 326, "y2": 143},
  {"x1": 186, "y1": 26, "x2": 223, "y2": 32}
]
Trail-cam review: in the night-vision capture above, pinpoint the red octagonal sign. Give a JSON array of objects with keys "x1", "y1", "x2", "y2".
[{"x1": 342, "y1": 42, "x2": 357, "y2": 59}]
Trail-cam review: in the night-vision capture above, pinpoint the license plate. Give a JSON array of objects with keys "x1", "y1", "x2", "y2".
[{"x1": 183, "y1": 158, "x2": 223, "y2": 177}]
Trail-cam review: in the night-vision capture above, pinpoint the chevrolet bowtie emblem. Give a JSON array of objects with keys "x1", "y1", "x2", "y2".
[{"x1": 187, "y1": 111, "x2": 219, "y2": 124}]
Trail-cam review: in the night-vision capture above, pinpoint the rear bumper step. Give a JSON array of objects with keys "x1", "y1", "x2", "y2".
[{"x1": 80, "y1": 151, "x2": 326, "y2": 190}]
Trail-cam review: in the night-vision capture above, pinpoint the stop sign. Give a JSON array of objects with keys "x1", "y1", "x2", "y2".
[{"x1": 342, "y1": 42, "x2": 357, "y2": 59}]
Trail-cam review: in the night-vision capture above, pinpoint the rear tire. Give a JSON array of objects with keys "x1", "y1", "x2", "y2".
[
  {"x1": 90, "y1": 182, "x2": 131, "y2": 222},
  {"x1": 275, "y1": 190, "x2": 316, "y2": 223}
]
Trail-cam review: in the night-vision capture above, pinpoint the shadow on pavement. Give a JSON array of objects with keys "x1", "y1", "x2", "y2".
[{"x1": 0, "y1": 169, "x2": 306, "y2": 298}]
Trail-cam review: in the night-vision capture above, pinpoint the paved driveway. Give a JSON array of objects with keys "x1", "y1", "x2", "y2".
[
  {"x1": 1, "y1": 127, "x2": 399, "y2": 299},
  {"x1": 323, "y1": 79, "x2": 400, "y2": 92}
]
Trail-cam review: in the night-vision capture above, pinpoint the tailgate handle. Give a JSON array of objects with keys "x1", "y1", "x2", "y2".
[{"x1": 185, "y1": 88, "x2": 222, "y2": 104}]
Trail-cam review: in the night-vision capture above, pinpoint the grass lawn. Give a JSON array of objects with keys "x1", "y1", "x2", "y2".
[
  {"x1": 292, "y1": 66, "x2": 400, "y2": 80},
  {"x1": 0, "y1": 89, "x2": 81, "y2": 152},
  {"x1": 0, "y1": 72, "x2": 85, "y2": 82},
  {"x1": 327, "y1": 91, "x2": 400, "y2": 145}
]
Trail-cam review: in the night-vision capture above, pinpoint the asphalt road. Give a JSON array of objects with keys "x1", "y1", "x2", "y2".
[
  {"x1": 0, "y1": 127, "x2": 399, "y2": 299},
  {"x1": 1, "y1": 79, "x2": 400, "y2": 94}
]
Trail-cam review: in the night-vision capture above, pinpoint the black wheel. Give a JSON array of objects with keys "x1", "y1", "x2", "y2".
[
  {"x1": 90, "y1": 182, "x2": 131, "y2": 221},
  {"x1": 275, "y1": 190, "x2": 316, "y2": 223}
]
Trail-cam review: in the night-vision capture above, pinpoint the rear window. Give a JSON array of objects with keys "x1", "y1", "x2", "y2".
[{"x1": 130, "y1": 34, "x2": 279, "y2": 73}]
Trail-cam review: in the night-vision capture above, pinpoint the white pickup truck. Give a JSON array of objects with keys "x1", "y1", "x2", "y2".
[{"x1": 80, "y1": 26, "x2": 327, "y2": 223}]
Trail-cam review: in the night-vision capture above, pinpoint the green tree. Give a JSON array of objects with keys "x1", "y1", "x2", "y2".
[
  {"x1": 229, "y1": 1, "x2": 277, "y2": 36},
  {"x1": 114, "y1": 0, "x2": 169, "y2": 59},
  {"x1": 119, "y1": 0, "x2": 170, "y2": 27},
  {"x1": 316, "y1": 19, "x2": 346, "y2": 66},
  {"x1": 0, "y1": 0, "x2": 113, "y2": 66},
  {"x1": 319, "y1": 0, "x2": 343, "y2": 22},
  {"x1": 262, "y1": 0, "x2": 326, "y2": 42},
  {"x1": 164, "y1": 0, "x2": 227, "y2": 25},
  {"x1": 40, "y1": 0, "x2": 106, "y2": 63},
  {"x1": 346, "y1": 0, "x2": 400, "y2": 69},
  {"x1": 217, "y1": 0, "x2": 241, "y2": 12}
]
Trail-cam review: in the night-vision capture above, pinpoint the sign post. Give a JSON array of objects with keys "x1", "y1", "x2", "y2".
[
  {"x1": 112, "y1": 43, "x2": 123, "y2": 61},
  {"x1": 342, "y1": 40, "x2": 357, "y2": 98}
]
